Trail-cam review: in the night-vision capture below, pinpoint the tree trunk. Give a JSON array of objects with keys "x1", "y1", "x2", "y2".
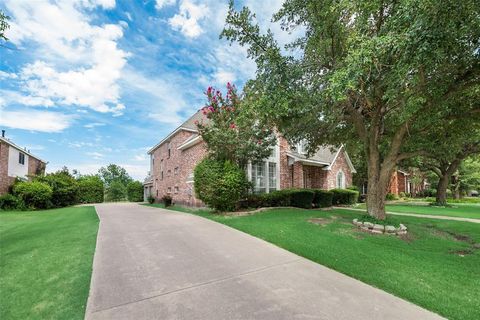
[
  {"x1": 366, "y1": 178, "x2": 387, "y2": 220},
  {"x1": 365, "y1": 150, "x2": 393, "y2": 220},
  {"x1": 435, "y1": 174, "x2": 449, "y2": 206}
]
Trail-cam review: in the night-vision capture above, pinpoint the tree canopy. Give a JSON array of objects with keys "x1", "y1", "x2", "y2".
[
  {"x1": 197, "y1": 83, "x2": 276, "y2": 167},
  {"x1": 222, "y1": 0, "x2": 480, "y2": 218}
]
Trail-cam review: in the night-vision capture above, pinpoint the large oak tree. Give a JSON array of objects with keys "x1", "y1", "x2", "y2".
[{"x1": 222, "y1": 0, "x2": 480, "y2": 219}]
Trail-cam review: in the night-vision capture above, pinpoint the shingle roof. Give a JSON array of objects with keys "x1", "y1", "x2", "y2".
[
  {"x1": 181, "y1": 110, "x2": 209, "y2": 130},
  {"x1": 288, "y1": 146, "x2": 338, "y2": 165}
]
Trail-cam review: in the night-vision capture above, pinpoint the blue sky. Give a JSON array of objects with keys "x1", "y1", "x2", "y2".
[{"x1": 0, "y1": 0, "x2": 297, "y2": 180}]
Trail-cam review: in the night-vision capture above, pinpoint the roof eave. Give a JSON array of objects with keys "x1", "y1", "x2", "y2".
[{"x1": 147, "y1": 127, "x2": 198, "y2": 154}]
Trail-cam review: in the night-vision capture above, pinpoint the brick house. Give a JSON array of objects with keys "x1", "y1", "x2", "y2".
[
  {"x1": 388, "y1": 169, "x2": 430, "y2": 196},
  {"x1": 144, "y1": 111, "x2": 356, "y2": 206},
  {"x1": 0, "y1": 130, "x2": 47, "y2": 195}
]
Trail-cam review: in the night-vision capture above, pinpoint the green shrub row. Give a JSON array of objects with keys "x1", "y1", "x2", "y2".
[
  {"x1": 330, "y1": 188, "x2": 359, "y2": 205},
  {"x1": 240, "y1": 188, "x2": 357, "y2": 210},
  {"x1": 0, "y1": 171, "x2": 106, "y2": 211}
]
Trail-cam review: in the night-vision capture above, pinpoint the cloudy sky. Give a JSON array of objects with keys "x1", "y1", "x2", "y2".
[{"x1": 0, "y1": 0, "x2": 295, "y2": 180}]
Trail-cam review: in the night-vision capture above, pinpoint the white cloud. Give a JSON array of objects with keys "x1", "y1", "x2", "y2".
[
  {"x1": 84, "y1": 122, "x2": 105, "y2": 128},
  {"x1": 4, "y1": 0, "x2": 128, "y2": 115},
  {"x1": 169, "y1": 0, "x2": 209, "y2": 38},
  {"x1": 0, "y1": 109, "x2": 73, "y2": 132},
  {"x1": 86, "y1": 151, "x2": 104, "y2": 159},
  {"x1": 156, "y1": 0, "x2": 176, "y2": 10}
]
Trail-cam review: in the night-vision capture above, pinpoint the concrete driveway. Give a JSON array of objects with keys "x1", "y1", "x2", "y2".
[{"x1": 85, "y1": 203, "x2": 443, "y2": 320}]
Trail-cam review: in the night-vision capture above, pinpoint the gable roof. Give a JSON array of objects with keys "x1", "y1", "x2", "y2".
[
  {"x1": 0, "y1": 137, "x2": 47, "y2": 164},
  {"x1": 147, "y1": 110, "x2": 208, "y2": 154},
  {"x1": 287, "y1": 145, "x2": 356, "y2": 173}
]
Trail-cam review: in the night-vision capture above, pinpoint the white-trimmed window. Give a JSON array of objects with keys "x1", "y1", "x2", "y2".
[
  {"x1": 336, "y1": 170, "x2": 345, "y2": 189},
  {"x1": 268, "y1": 163, "x2": 277, "y2": 192},
  {"x1": 252, "y1": 162, "x2": 266, "y2": 194}
]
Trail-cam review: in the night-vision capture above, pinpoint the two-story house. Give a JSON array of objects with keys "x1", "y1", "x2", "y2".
[
  {"x1": 144, "y1": 111, "x2": 356, "y2": 206},
  {"x1": 0, "y1": 130, "x2": 47, "y2": 195}
]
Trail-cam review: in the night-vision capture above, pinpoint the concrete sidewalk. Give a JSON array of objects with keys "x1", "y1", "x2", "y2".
[
  {"x1": 340, "y1": 207, "x2": 480, "y2": 224},
  {"x1": 85, "y1": 203, "x2": 444, "y2": 320}
]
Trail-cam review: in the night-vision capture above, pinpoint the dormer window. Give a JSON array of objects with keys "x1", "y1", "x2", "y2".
[
  {"x1": 296, "y1": 140, "x2": 308, "y2": 154},
  {"x1": 19, "y1": 152, "x2": 25, "y2": 165}
]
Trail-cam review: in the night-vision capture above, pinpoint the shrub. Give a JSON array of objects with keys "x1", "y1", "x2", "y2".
[
  {"x1": 147, "y1": 195, "x2": 155, "y2": 204},
  {"x1": 127, "y1": 181, "x2": 144, "y2": 202},
  {"x1": 399, "y1": 192, "x2": 406, "y2": 198},
  {"x1": 0, "y1": 194, "x2": 23, "y2": 210},
  {"x1": 13, "y1": 181, "x2": 53, "y2": 209},
  {"x1": 194, "y1": 158, "x2": 250, "y2": 211},
  {"x1": 290, "y1": 189, "x2": 315, "y2": 209},
  {"x1": 331, "y1": 188, "x2": 359, "y2": 205},
  {"x1": 386, "y1": 193, "x2": 398, "y2": 201},
  {"x1": 261, "y1": 189, "x2": 293, "y2": 207},
  {"x1": 77, "y1": 175, "x2": 104, "y2": 203},
  {"x1": 161, "y1": 195, "x2": 173, "y2": 207},
  {"x1": 421, "y1": 188, "x2": 437, "y2": 197},
  {"x1": 105, "y1": 180, "x2": 127, "y2": 202},
  {"x1": 313, "y1": 190, "x2": 333, "y2": 208},
  {"x1": 36, "y1": 170, "x2": 78, "y2": 207}
]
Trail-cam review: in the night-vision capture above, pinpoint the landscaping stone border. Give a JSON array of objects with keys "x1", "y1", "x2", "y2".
[{"x1": 353, "y1": 218, "x2": 407, "y2": 235}]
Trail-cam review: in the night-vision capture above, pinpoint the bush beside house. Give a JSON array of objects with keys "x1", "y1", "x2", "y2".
[
  {"x1": 13, "y1": 181, "x2": 53, "y2": 209},
  {"x1": 194, "y1": 158, "x2": 250, "y2": 212}
]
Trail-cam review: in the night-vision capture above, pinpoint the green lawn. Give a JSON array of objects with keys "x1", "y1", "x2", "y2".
[
  {"x1": 356, "y1": 203, "x2": 480, "y2": 219},
  {"x1": 146, "y1": 203, "x2": 480, "y2": 320},
  {"x1": 0, "y1": 207, "x2": 99, "y2": 320}
]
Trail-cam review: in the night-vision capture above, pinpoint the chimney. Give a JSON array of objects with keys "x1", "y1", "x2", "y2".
[{"x1": 1, "y1": 130, "x2": 4, "y2": 138}]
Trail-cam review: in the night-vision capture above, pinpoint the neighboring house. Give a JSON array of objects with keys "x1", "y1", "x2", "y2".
[
  {"x1": 387, "y1": 169, "x2": 429, "y2": 196},
  {"x1": 144, "y1": 111, "x2": 356, "y2": 205},
  {"x1": 0, "y1": 130, "x2": 47, "y2": 195}
]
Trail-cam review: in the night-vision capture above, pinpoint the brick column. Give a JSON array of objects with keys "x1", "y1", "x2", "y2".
[{"x1": 292, "y1": 162, "x2": 304, "y2": 188}]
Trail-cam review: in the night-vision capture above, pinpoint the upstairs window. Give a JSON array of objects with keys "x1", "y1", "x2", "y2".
[
  {"x1": 19, "y1": 152, "x2": 25, "y2": 165},
  {"x1": 174, "y1": 167, "x2": 179, "y2": 175},
  {"x1": 167, "y1": 142, "x2": 171, "y2": 158},
  {"x1": 296, "y1": 140, "x2": 308, "y2": 154}
]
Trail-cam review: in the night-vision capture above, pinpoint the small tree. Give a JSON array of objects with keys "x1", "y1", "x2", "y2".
[
  {"x1": 77, "y1": 175, "x2": 104, "y2": 203},
  {"x1": 127, "y1": 181, "x2": 144, "y2": 202},
  {"x1": 196, "y1": 83, "x2": 276, "y2": 168},
  {"x1": 98, "y1": 164, "x2": 132, "y2": 188},
  {"x1": 35, "y1": 167, "x2": 78, "y2": 208},
  {"x1": 194, "y1": 158, "x2": 250, "y2": 211},
  {"x1": 105, "y1": 181, "x2": 127, "y2": 202}
]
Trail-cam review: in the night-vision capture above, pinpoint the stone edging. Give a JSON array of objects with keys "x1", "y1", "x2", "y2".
[{"x1": 353, "y1": 219, "x2": 407, "y2": 235}]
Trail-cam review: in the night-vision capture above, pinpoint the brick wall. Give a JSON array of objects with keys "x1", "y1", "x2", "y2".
[
  {"x1": 278, "y1": 136, "x2": 353, "y2": 190},
  {"x1": 323, "y1": 150, "x2": 353, "y2": 189},
  {"x1": 0, "y1": 142, "x2": 46, "y2": 195},
  {"x1": 151, "y1": 131, "x2": 207, "y2": 206},
  {"x1": 0, "y1": 142, "x2": 14, "y2": 195}
]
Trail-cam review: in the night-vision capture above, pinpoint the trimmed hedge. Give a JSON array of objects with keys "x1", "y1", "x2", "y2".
[
  {"x1": 313, "y1": 189, "x2": 333, "y2": 208},
  {"x1": 331, "y1": 188, "x2": 359, "y2": 205},
  {"x1": 290, "y1": 189, "x2": 315, "y2": 209}
]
